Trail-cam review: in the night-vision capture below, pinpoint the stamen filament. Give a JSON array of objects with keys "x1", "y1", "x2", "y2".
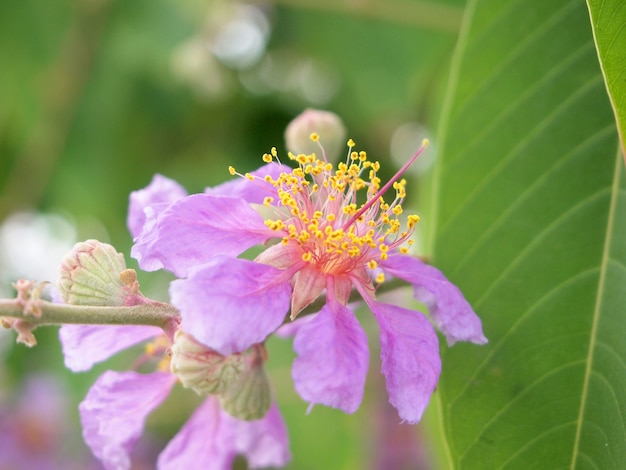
[{"x1": 342, "y1": 139, "x2": 429, "y2": 230}]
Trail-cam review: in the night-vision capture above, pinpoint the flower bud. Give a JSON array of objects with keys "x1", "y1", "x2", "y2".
[
  {"x1": 285, "y1": 108, "x2": 346, "y2": 162},
  {"x1": 57, "y1": 240, "x2": 143, "y2": 306},
  {"x1": 170, "y1": 330, "x2": 245, "y2": 395},
  {"x1": 219, "y1": 347, "x2": 271, "y2": 421}
]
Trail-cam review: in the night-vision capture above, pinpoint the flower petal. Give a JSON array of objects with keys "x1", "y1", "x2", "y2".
[
  {"x1": 275, "y1": 314, "x2": 316, "y2": 338},
  {"x1": 381, "y1": 254, "x2": 487, "y2": 345},
  {"x1": 157, "y1": 397, "x2": 234, "y2": 470},
  {"x1": 59, "y1": 325, "x2": 161, "y2": 372},
  {"x1": 225, "y1": 401, "x2": 291, "y2": 469},
  {"x1": 368, "y1": 300, "x2": 441, "y2": 424},
  {"x1": 131, "y1": 194, "x2": 273, "y2": 277},
  {"x1": 128, "y1": 174, "x2": 187, "y2": 239},
  {"x1": 80, "y1": 371, "x2": 176, "y2": 470},
  {"x1": 170, "y1": 257, "x2": 292, "y2": 355},
  {"x1": 158, "y1": 397, "x2": 291, "y2": 470},
  {"x1": 205, "y1": 163, "x2": 288, "y2": 204},
  {"x1": 290, "y1": 265, "x2": 326, "y2": 319},
  {"x1": 292, "y1": 301, "x2": 369, "y2": 414}
]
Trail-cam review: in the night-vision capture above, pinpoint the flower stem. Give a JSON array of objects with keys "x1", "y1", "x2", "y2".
[{"x1": 0, "y1": 298, "x2": 180, "y2": 329}]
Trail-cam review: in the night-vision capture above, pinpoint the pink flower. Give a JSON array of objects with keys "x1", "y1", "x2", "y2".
[
  {"x1": 78, "y1": 369, "x2": 289, "y2": 470},
  {"x1": 130, "y1": 138, "x2": 487, "y2": 424},
  {"x1": 60, "y1": 322, "x2": 290, "y2": 470}
]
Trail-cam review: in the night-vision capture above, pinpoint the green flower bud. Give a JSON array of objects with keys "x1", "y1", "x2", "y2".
[
  {"x1": 57, "y1": 239, "x2": 143, "y2": 306},
  {"x1": 219, "y1": 346, "x2": 271, "y2": 421},
  {"x1": 170, "y1": 330, "x2": 245, "y2": 395},
  {"x1": 285, "y1": 108, "x2": 346, "y2": 162}
]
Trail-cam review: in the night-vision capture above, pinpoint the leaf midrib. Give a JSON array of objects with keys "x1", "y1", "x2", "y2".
[{"x1": 569, "y1": 145, "x2": 623, "y2": 469}]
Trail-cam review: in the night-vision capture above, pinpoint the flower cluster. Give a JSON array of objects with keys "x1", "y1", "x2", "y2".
[
  {"x1": 58, "y1": 115, "x2": 486, "y2": 469},
  {"x1": 130, "y1": 135, "x2": 486, "y2": 424},
  {"x1": 58, "y1": 242, "x2": 290, "y2": 470}
]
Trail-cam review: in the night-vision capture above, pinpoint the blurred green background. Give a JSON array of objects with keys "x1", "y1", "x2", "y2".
[{"x1": 0, "y1": 0, "x2": 464, "y2": 468}]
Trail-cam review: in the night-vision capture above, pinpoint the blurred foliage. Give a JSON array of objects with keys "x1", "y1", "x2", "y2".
[{"x1": 0, "y1": 0, "x2": 463, "y2": 468}]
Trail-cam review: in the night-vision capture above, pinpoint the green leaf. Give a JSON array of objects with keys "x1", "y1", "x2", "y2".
[
  {"x1": 586, "y1": 0, "x2": 626, "y2": 157},
  {"x1": 431, "y1": 0, "x2": 626, "y2": 468}
]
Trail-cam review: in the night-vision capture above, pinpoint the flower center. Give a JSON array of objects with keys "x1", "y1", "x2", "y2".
[{"x1": 245, "y1": 136, "x2": 428, "y2": 280}]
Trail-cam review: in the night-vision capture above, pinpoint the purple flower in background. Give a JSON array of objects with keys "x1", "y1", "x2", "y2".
[
  {"x1": 0, "y1": 375, "x2": 100, "y2": 470},
  {"x1": 129, "y1": 136, "x2": 487, "y2": 424}
]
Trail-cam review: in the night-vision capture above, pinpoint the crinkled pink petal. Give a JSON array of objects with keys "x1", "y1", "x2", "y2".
[
  {"x1": 275, "y1": 313, "x2": 316, "y2": 338},
  {"x1": 59, "y1": 325, "x2": 161, "y2": 372},
  {"x1": 170, "y1": 256, "x2": 292, "y2": 355},
  {"x1": 205, "y1": 163, "x2": 289, "y2": 205},
  {"x1": 158, "y1": 397, "x2": 291, "y2": 470},
  {"x1": 254, "y1": 243, "x2": 303, "y2": 269},
  {"x1": 292, "y1": 301, "x2": 369, "y2": 414},
  {"x1": 368, "y1": 300, "x2": 441, "y2": 424},
  {"x1": 80, "y1": 371, "x2": 176, "y2": 470},
  {"x1": 381, "y1": 254, "x2": 487, "y2": 346},
  {"x1": 157, "y1": 397, "x2": 235, "y2": 470},
  {"x1": 224, "y1": 401, "x2": 291, "y2": 469},
  {"x1": 128, "y1": 174, "x2": 188, "y2": 238},
  {"x1": 290, "y1": 265, "x2": 326, "y2": 319},
  {"x1": 131, "y1": 194, "x2": 274, "y2": 277}
]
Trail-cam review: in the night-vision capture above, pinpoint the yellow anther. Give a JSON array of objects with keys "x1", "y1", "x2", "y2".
[
  {"x1": 342, "y1": 204, "x2": 357, "y2": 215},
  {"x1": 375, "y1": 272, "x2": 385, "y2": 283},
  {"x1": 327, "y1": 213, "x2": 336, "y2": 221},
  {"x1": 271, "y1": 147, "x2": 278, "y2": 157},
  {"x1": 310, "y1": 132, "x2": 319, "y2": 142},
  {"x1": 367, "y1": 260, "x2": 378, "y2": 270},
  {"x1": 156, "y1": 355, "x2": 170, "y2": 372},
  {"x1": 302, "y1": 252, "x2": 313, "y2": 262},
  {"x1": 245, "y1": 173, "x2": 254, "y2": 181},
  {"x1": 348, "y1": 246, "x2": 361, "y2": 257},
  {"x1": 392, "y1": 206, "x2": 403, "y2": 215},
  {"x1": 228, "y1": 166, "x2": 237, "y2": 175},
  {"x1": 407, "y1": 214, "x2": 420, "y2": 228},
  {"x1": 347, "y1": 138, "x2": 355, "y2": 147},
  {"x1": 400, "y1": 247, "x2": 409, "y2": 254},
  {"x1": 263, "y1": 196, "x2": 274, "y2": 207},
  {"x1": 262, "y1": 153, "x2": 273, "y2": 163}
]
